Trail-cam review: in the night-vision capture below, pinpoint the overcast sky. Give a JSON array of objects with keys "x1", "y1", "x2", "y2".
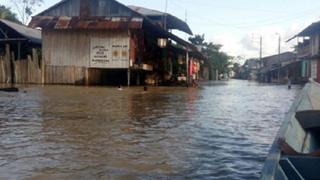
[{"x1": 3, "y1": 0, "x2": 320, "y2": 63}]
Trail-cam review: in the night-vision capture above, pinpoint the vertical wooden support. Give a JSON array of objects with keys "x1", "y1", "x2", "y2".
[
  {"x1": 17, "y1": 41, "x2": 21, "y2": 60},
  {"x1": 0, "y1": 57, "x2": 4, "y2": 83},
  {"x1": 186, "y1": 50, "x2": 189, "y2": 86},
  {"x1": 4, "y1": 44, "x2": 11, "y2": 84},
  {"x1": 32, "y1": 48, "x2": 39, "y2": 84},
  {"x1": 136, "y1": 72, "x2": 140, "y2": 85},
  {"x1": 14, "y1": 57, "x2": 18, "y2": 83},
  {"x1": 127, "y1": 69, "x2": 131, "y2": 86},
  {"x1": 10, "y1": 51, "x2": 15, "y2": 84},
  {"x1": 41, "y1": 51, "x2": 45, "y2": 84},
  {"x1": 85, "y1": 68, "x2": 89, "y2": 86},
  {"x1": 27, "y1": 55, "x2": 32, "y2": 83}
]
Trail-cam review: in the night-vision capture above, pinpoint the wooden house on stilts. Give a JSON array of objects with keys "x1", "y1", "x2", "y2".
[
  {"x1": 0, "y1": 19, "x2": 42, "y2": 84},
  {"x1": 29, "y1": 0, "x2": 205, "y2": 86}
]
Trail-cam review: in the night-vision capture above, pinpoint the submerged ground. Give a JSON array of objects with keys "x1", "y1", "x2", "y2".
[{"x1": 0, "y1": 80, "x2": 300, "y2": 180}]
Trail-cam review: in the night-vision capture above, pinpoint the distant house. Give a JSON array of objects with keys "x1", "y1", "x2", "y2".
[
  {"x1": 289, "y1": 20, "x2": 320, "y2": 83},
  {"x1": 29, "y1": 0, "x2": 204, "y2": 86},
  {"x1": 245, "y1": 59, "x2": 260, "y2": 80},
  {"x1": 259, "y1": 52, "x2": 297, "y2": 83},
  {"x1": 0, "y1": 19, "x2": 42, "y2": 84}
]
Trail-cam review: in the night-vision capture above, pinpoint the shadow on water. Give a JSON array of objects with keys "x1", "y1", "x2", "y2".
[{"x1": 0, "y1": 80, "x2": 301, "y2": 179}]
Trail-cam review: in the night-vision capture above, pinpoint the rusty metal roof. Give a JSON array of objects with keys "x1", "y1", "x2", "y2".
[
  {"x1": 0, "y1": 19, "x2": 41, "y2": 44},
  {"x1": 29, "y1": 16, "x2": 144, "y2": 30}
]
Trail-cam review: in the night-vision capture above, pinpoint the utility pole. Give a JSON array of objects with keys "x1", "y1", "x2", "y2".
[
  {"x1": 277, "y1": 35, "x2": 281, "y2": 83},
  {"x1": 164, "y1": 0, "x2": 168, "y2": 30},
  {"x1": 259, "y1": 36, "x2": 262, "y2": 61},
  {"x1": 251, "y1": 34, "x2": 263, "y2": 81},
  {"x1": 259, "y1": 35, "x2": 263, "y2": 78},
  {"x1": 185, "y1": 10, "x2": 188, "y2": 40}
]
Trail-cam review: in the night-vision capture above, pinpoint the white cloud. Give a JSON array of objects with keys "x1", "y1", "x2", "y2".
[{"x1": 207, "y1": 19, "x2": 317, "y2": 62}]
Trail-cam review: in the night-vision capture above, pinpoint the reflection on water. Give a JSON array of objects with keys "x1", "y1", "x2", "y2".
[{"x1": 0, "y1": 80, "x2": 300, "y2": 179}]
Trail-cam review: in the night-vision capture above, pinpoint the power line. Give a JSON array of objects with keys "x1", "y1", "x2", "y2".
[{"x1": 167, "y1": 0, "x2": 320, "y2": 29}]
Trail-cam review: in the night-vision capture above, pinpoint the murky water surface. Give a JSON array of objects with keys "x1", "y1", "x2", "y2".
[{"x1": 0, "y1": 80, "x2": 300, "y2": 180}]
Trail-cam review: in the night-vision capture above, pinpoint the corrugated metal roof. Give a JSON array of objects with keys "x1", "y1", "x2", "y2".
[
  {"x1": 298, "y1": 21, "x2": 320, "y2": 37},
  {"x1": 29, "y1": 16, "x2": 143, "y2": 30},
  {"x1": 128, "y1": 5, "x2": 164, "y2": 16},
  {"x1": 0, "y1": 19, "x2": 41, "y2": 44},
  {"x1": 128, "y1": 5, "x2": 193, "y2": 35},
  {"x1": 288, "y1": 21, "x2": 320, "y2": 41}
]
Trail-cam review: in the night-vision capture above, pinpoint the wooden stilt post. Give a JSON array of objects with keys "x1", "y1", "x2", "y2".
[
  {"x1": 10, "y1": 51, "x2": 15, "y2": 84},
  {"x1": 17, "y1": 41, "x2": 21, "y2": 60},
  {"x1": 41, "y1": 49, "x2": 45, "y2": 85},
  {"x1": 127, "y1": 68, "x2": 131, "y2": 86},
  {"x1": 186, "y1": 50, "x2": 189, "y2": 87},
  {"x1": 136, "y1": 72, "x2": 140, "y2": 85},
  {"x1": 85, "y1": 68, "x2": 89, "y2": 86},
  {"x1": 5, "y1": 44, "x2": 11, "y2": 84}
]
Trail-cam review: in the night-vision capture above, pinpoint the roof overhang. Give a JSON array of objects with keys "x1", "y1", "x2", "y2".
[
  {"x1": 128, "y1": 5, "x2": 193, "y2": 35},
  {"x1": 29, "y1": 16, "x2": 144, "y2": 30},
  {"x1": 0, "y1": 19, "x2": 41, "y2": 44},
  {"x1": 287, "y1": 21, "x2": 320, "y2": 42}
]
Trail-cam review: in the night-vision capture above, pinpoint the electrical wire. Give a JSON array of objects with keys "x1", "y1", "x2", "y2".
[{"x1": 167, "y1": 0, "x2": 320, "y2": 29}]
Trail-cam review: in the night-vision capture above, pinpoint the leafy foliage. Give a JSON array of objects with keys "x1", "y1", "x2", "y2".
[
  {"x1": 9, "y1": 0, "x2": 43, "y2": 24},
  {"x1": 0, "y1": 5, "x2": 20, "y2": 23},
  {"x1": 189, "y1": 34, "x2": 233, "y2": 77},
  {"x1": 189, "y1": 34, "x2": 205, "y2": 46}
]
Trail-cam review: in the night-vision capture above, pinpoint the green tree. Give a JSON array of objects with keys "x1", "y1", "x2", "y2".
[
  {"x1": 232, "y1": 62, "x2": 241, "y2": 78},
  {"x1": 10, "y1": 0, "x2": 43, "y2": 24},
  {"x1": 189, "y1": 34, "x2": 205, "y2": 46},
  {"x1": 0, "y1": 5, "x2": 20, "y2": 23},
  {"x1": 189, "y1": 34, "x2": 233, "y2": 77}
]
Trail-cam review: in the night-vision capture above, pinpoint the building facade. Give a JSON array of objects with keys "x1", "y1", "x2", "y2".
[
  {"x1": 291, "y1": 21, "x2": 320, "y2": 83},
  {"x1": 29, "y1": 0, "x2": 204, "y2": 86}
]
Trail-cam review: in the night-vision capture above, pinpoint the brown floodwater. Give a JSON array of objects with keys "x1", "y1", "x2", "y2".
[{"x1": 0, "y1": 80, "x2": 300, "y2": 180}]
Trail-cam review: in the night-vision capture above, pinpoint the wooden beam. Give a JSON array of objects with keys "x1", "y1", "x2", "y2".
[
  {"x1": 127, "y1": 69, "x2": 131, "y2": 86},
  {"x1": 0, "y1": 38, "x2": 27, "y2": 42},
  {"x1": 0, "y1": 28, "x2": 8, "y2": 39},
  {"x1": 17, "y1": 41, "x2": 21, "y2": 60}
]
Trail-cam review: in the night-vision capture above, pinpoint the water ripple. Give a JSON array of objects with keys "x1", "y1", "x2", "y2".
[{"x1": 0, "y1": 80, "x2": 300, "y2": 179}]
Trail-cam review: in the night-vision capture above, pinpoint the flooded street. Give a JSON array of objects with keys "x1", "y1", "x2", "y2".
[{"x1": 0, "y1": 80, "x2": 300, "y2": 180}]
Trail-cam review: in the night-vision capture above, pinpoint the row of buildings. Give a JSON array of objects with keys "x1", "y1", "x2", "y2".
[
  {"x1": 238, "y1": 20, "x2": 320, "y2": 84},
  {"x1": 0, "y1": 0, "x2": 209, "y2": 86}
]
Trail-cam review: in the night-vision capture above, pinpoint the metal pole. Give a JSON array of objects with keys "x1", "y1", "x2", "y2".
[
  {"x1": 259, "y1": 36, "x2": 262, "y2": 61},
  {"x1": 259, "y1": 36, "x2": 263, "y2": 80},
  {"x1": 164, "y1": 0, "x2": 168, "y2": 30},
  {"x1": 17, "y1": 41, "x2": 21, "y2": 60},
  {"x1": 278, "y1": 35, "x2": 281, "y2": 82}
]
